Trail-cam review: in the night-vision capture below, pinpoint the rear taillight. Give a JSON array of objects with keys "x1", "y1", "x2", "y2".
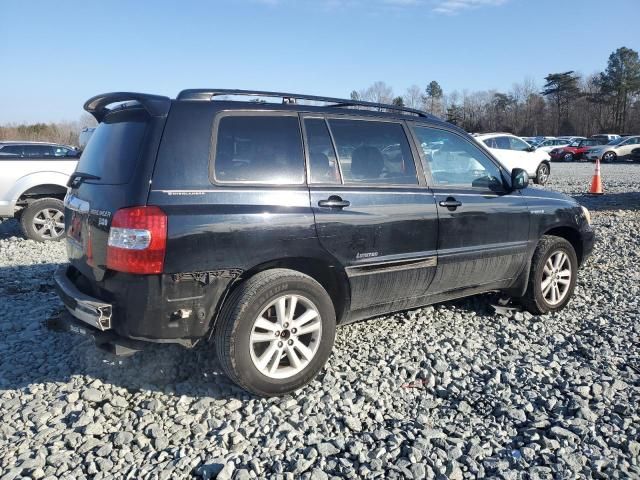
[{"x1": 107, "y1": 206, "x2": 167, "y2": 274}]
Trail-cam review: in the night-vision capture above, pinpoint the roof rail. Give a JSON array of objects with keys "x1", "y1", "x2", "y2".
[
  {"x1": 84, "y1": 92, "x2": 171, "y2": 122},
  {"x1": 177, "y1": 88, "x2": 436, "y2": 119}
]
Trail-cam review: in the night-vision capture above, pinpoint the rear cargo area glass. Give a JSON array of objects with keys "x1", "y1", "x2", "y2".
[{"x1": 76, "y1": 110, "x2": 148, "y2": 185}]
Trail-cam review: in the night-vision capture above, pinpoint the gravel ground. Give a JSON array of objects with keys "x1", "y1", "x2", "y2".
[{"x1": 1, "y1": 162, "x2": 639, "y2": 480}]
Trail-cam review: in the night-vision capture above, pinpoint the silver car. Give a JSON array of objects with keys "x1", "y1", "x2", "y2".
[{"x1": 585, "y1": 136, "x2": 640, "y2": 163}]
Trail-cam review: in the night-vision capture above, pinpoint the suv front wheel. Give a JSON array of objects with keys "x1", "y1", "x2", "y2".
[
  {"x1": 20, "y1": 198, "x2": 66, "y2": 242},
  {"x1": 535, "y1": 162, "x2": 550, "y2": 185},
  {"x1": 215, "y1": 269, "x2": 336, "y2": 397},
  {"x1": 520, "y1": 235, "x2": 578, "y2": 315}
]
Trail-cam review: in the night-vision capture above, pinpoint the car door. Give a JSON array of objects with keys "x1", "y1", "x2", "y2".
[
  {"x1": 618, "y1": 137, "x2": 639, "y2": 157},
  {"x1": 412, "y1": 125, "x2": 530, "y2": 293},
  {"x1": 304, "y1": 115, "x2": 439, "y2": 318}
]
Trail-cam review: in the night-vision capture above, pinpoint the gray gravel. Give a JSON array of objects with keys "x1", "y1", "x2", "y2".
[{"x1": 1, "y1": 162, "x2": 639, "y2": 479}]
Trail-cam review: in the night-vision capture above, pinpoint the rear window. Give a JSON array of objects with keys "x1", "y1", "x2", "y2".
[
  {"x1": 76, "y1": 110, "x2": 148, "y2": 184},
  {"x1": 213, "y1": 114, "x2": 304, "y2": 184}
]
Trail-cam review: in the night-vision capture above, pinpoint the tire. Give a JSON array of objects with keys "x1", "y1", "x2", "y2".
[
  {"x1": 535, "y1": 162, "x2": 550, "y2": 185},
  {"x1": 214, "y1": 268, "x2": 336, "y2": 397},
  {"x1": 519, "y1": 235, "x2": 578, "y2": 315},
  {"x1": 602, "y1": 151, "x2": 617, "y2": 163},
  {"x1": 563, "y1": 153, "x2": 573, "y2": 162},
  {"x1": 20, "y1": 198, "x2": 66, "y2": 242}
]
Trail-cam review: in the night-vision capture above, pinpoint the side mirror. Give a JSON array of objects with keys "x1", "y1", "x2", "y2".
[
  {"x1": 527, "y1": 146, "x2": 536, "y2": 152},
  {"x1": 511, "y1": 168, "x2": 529, "y2": 190}
]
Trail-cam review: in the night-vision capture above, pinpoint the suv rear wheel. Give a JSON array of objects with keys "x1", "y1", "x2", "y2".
[
  {"x1": 519, "y1": 235, "x2": 578, "y2": 315},
  {"x1": 214, "y1": 269, "x2": 336, "y2": 397},
  {"x1": 20, "y1": 198, "x2": 66, "y2": 242}
]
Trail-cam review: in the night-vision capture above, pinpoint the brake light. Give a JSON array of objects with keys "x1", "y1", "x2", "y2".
[{"x1": 107, "y1": 206, "x2": 167, "y2": 274}]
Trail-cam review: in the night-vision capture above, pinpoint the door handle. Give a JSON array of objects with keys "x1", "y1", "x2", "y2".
[
  {"x1": 439, "y1": 197, "x2": 462, "y2": 210},
  {"x1": 318, "y1": 196, "x2": 350, "y2": 209}
]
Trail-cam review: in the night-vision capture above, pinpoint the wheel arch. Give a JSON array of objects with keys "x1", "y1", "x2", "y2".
[
  {"x1": 17, "y1": 183, "x2": 68, "y2": 203},
  {"x1": 543, "y1": 226, "x2": 584, "y2": 265},
  {"x1": 224, "y1": 257, "x2": 351, "y2": 325},
  {"x1": 9, "y1": 171, "x2": 70, "y2": 211}
]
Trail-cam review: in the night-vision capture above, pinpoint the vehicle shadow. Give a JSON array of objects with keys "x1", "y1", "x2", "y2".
[
  {"x1": 0, "y1": 218, "x2": 24, "y2": 239},
  {"x1": 0, "y1": 261, "x2": 248, "y2": 400},
  {"x1": 571, "y1": 192, "x2": 640, "y2": 212}
]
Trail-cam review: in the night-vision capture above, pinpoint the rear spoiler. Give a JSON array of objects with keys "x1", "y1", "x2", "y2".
[{"x1": 84, "y1": 92, "x2": 171, "y2": 122}]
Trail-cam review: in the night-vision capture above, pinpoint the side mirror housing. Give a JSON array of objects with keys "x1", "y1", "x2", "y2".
[
  {"x1": 527, "y1": 145, "x2": 536, "y2": 152},
  {"x1": 511, "y1": 168, "x2": 529, "y2": 190}
]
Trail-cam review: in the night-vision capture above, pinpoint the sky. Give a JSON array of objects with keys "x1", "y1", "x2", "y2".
[{"x1": 1, "y1": 0, "x2": 638, "y2": 123}]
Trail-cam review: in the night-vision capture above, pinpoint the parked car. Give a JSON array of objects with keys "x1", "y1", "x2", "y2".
[
  {"x1": 534, "y1": 138, "x2": 573, "y2": 153},
  {"x1": 590, "y1": 134, "x2": 621, "y2": 142},
  {"x1": 0, "y1": 141, "x2": 80, "y2": 241},
  {"x1": 78, "y1": 127, "x2": 96, "y2": 151},
  {"x1": 53, "y1": 90, "x2": 595, "y2": 396},
  {"x1": 475, "y1": 133, "x2": 551, "y2": 184},
  {"x1": 585, "y1": 135, "x2": 640, "y2": 163},
  {"x1": 631, "y1": 147, "x2": 640, "y2": 162},
  {"x1": 549, "y1": 137, "x2": 609, "y2": 162}
]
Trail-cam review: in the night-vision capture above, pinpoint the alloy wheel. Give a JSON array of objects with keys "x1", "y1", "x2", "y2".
[
  {"x1": 32, "y1": 208, "x2": 65, "y2": 239},
  {"x1": 249, "y1": 294, "x2": 322, "y2": 379},
  {"x1": 541, "y1": 250, "x2": 572, "y2": 306}
]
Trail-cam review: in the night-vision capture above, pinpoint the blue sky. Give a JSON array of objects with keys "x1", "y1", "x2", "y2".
[{"x1": 1, "y1": 0, "x2": 638, "y2": 123}]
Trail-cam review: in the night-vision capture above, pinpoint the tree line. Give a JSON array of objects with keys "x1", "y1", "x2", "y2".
[
  {"x1": 0, "y1": 114, "x2": 96, "y2": 146},
  {"x1": 351, "y1": 46, "x2": 640, "y2": 136}
]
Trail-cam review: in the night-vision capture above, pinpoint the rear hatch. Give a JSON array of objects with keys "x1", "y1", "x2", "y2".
[{"x1": 65, "y1": 93, "x2": 170, "y2": 282}]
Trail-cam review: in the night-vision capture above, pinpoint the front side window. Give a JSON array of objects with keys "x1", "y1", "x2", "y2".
[
  {"x1": 509, "y1": 136, "x2": 531, "y2": 151},
  {"x1": 304, "y1": 118, "x2": 341, "y2": 184},
  {"x1": 414, "y1": 126, "x2": 503, "y2": 190},
  {"x1": 327, "y1": 119, "x2": 417, "y2": 185},
  {"x1": 214, "y1": 115, "x2": 304, "y2": 184},
  {"x1": 53, "y1": 146, "x2": 72, "y2": 156}
]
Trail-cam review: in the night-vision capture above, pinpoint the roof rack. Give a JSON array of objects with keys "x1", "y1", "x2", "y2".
[{"x1": 177, "y1": 88, "x2": 436, "y2": 119}]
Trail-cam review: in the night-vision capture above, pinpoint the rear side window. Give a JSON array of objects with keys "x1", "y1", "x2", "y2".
[
  {"x1": 304, "y1": 118, "x2": 341, "y2": 184},
  {"x1": 76, "y1": 110, "x2": 148, "y2": 185},
  {"x1": 213, "y1": 115, "x2": 304, "y2": 184},
  {"x1": 0, "y1": 145, "x2": 24, "y2": 157},
  {"x1": 327, "y1": 119, "x2": 417, "y2": 185}
]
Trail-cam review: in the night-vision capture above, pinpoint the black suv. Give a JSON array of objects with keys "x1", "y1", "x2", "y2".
[{"x1": 53, "y1": 90, "x2": 595, "y2": 396}]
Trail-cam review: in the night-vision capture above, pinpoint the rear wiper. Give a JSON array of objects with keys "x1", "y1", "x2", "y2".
[{"x1": 68, "y1": 172, "x2": 101, "y2": 188}]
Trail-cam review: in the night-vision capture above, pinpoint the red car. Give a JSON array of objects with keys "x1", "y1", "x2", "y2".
[{"x1": 549, "y1": 138, "x2": 608, "y2": 162}]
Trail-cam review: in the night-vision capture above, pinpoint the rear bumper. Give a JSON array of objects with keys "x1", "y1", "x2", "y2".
[
  {"x1": 54, "y1": 267, "x2": 113, "y2": 330},
  {"x1": 53, "y1": 265, "x2": 235, "y2": 345}
]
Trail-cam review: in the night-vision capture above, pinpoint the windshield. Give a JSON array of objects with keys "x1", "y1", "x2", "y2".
[
  {"x1": 606, "y1": 138, "x2": 623, "y2": 145},
  {"x1": 569, "y1": 141, "x2": 580, "y2": 147}
]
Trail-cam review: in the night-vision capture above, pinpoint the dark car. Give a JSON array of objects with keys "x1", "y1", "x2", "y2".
[
  {"x1": 549, "y1": 137, "x2": 609, "y2": 162},
  {"x1": 53, "y1": 90, "x2": 595, "y2": 396},
  {"x1": 631, "y1": 147, "x2": 640, "y2": 162}
]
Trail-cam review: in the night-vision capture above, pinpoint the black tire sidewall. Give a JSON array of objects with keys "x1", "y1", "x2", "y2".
[
  {"x1": 222, "y1": 275, "x2": 336, "y2": 396},
  {"x1": 564, "y1": 153, "x2": 573, "y2": 162},
  {"x1": 21, "y1": 198, "x2": 65, "y2": 242},
  {"x1": 531, "y1": 239, "x2": 578, "y2": 313}
]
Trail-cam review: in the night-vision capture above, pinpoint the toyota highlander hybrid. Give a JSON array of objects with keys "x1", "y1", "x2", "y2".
[{"x1": 53, "y1": 90, "x2": 595, "y2": 396}]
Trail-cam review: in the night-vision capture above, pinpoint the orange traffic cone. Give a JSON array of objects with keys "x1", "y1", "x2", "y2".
[{"x1": 589, "y1": 158, "x2": 603, "y2": 195}]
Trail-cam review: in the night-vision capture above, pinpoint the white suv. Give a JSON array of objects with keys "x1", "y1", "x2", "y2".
[
  {"x1": 0, "y1": 141, "x2": 79, "y2": 241},
  {"x1": 474, "y1": 133, "x2": 552, "y2": 185}
]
